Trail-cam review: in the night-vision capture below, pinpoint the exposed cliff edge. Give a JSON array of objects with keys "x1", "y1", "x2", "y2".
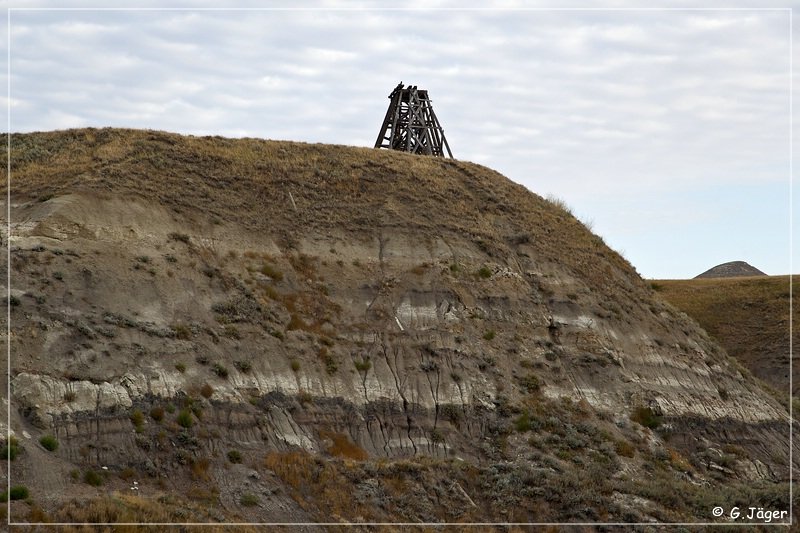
[{"x1": 1, "y1": 128, "x2": 794, "y2": 526}]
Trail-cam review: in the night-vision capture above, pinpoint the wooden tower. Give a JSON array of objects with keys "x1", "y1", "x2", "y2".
[{"x1": 374, "y1": 82, "x2": 453, "y2": 158}]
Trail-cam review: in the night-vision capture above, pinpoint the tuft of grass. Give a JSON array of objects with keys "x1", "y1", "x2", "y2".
[
  {"x1": 477, "y1": 266, "x2": 492, "y2": 279},
  {"x1": 176, "y1": 410, "x2": 194, "y2": 428},
  {"x1": 483, "y1": 330, "x2": 496, "y2": 341},
  {"x1": 290, "y1": 359, "x2": 301, "y2": 373},
  {"x1": 239, "y1": 492, "x2": 259, "y2": 507},
  {"x1": 227, "y1": 450, "x2": 242, "y2": 464},
  {"x1": 175, "y1": 362, "x2": 186, "y2": 373},
  {"x1": 39, "y1": 435, "x2": 58, "y2": 452}
]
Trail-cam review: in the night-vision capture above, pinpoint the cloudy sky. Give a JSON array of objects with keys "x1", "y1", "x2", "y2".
[{"x1": 2, "y1": 2, "x2": 795, "y2": 279}]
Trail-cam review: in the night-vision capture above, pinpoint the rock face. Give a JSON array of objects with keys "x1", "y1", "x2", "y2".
[
  {"x1": 1, "y1": 128, "x2": 795, "y2": 525},
  {"x1": 695, "y1": 261, "x2": 767, "y2": 279}
]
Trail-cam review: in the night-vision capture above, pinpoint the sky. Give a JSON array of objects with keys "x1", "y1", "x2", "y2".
[{"x1": 1, "y1": 1, "x2": 795, "y2": 279}]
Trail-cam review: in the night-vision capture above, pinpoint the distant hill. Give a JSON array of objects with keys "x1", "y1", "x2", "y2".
[{"x1": 695, "y1": 261, "x2": 767, "y2": 279}]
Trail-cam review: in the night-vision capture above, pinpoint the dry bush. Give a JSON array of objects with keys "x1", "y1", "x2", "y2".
[{"x1": 320, "y1": 430, "x2": 368, "y2": 460}]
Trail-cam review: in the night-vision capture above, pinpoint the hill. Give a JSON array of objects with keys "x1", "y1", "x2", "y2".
[
  {"x1": 652, "y1": 276, "x2": 796, "y2": 396},
  {"x1": 696, "y1": 261, "x2": 767, "y2": 279},
  {"x1": 0, "y1": 128, "x2": 795, "y2": 527}
]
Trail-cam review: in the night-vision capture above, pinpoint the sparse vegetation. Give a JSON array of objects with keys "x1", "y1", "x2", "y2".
[
  {"x1": 175, "y1": 362, "x2": 186, "y2": 373},
  {"x1": 227, "y1": 450, "x2": 242, "y2": 464},
  {"x1": 477, "y1": 266, "x2": 492, "y2": 279},
  {"x1": 483, "y1": 330, "x2": 496, "y2": 341},
  {"x1": 290, "y1": 359, "x2": 301, "y2": 372}
]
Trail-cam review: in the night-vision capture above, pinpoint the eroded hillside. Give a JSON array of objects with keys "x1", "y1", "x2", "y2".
[{"x1": 0, "y1": 128, "x2": 794, "y2": 529}]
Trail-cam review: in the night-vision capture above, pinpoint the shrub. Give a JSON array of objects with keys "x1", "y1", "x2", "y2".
[
  {"x1": 290, "y1": 359, "x2": 301, "y2": 372},
  {"x1": 177, "y1": 410, "x2": 194, "y2": 429},
  {"x1": 630, "y1": 406, "x2": 662, "y2": 430},
  {"x1": 172, "y1": 324, "x2": 191, "y2": 340},
  {"x1": 168, "y1": 232, "x2": 191, "y2": 244},
  {"x1": 354, "y1": 359, "x2": 371, "y2": 372},
  {"x1": 39, "y1": 435, "x2": 58, "y2": 452},
  {"x1": 477, "y1": 266, "x2": 492, "y2": 279},
  {"x1": 1, "y1": 437, "x2": 20, "y2": 460},
  {"x1": 240, "y1": 492, "x2": 259, "y2": 507},
  {"x1": 260, "y1": 263, "x2": 283, "y2": 281},
  {"x1": 3, "y1": 485, "x2": 29, "y2": 500},
  {"x1": 227, "y1": 450, "x2": 242, "y2": 464},
  {"x1": 483, "y1": 330, "x2": 496, "y2": 341},
  {"x1": 212, "y1": 363, "x2": 229, "y2": 378},
  {"x1": 615, "y1": 439, "x2": 636, "y2": 458},
  {"x1": 518, "y1": 373, "x2": 541, "y2": 394},
  {"x1": 200, "y1": 383, "x2": 214, "y2": 399},
  {"x1": 83, "y1": 470, "x2": 103, "y2": 486},
  {"x1": 53, "y1": 271, "x2": 64, "y2": 281},
  {"x1": 130, "y1": 409, "x2": 145, "y2": 429},
  {"x1": 150, "y1": 406, "x2": 165, "y2": 422},
  {"x1": 514, "y1": 411, "x2": 533, "y2": 432},
  {"x1": 223, "y1": 325, "x2": 241, "y2": 339},
  {"x1": 63, "y1": 390, "x2": 77, "y2": 402}
]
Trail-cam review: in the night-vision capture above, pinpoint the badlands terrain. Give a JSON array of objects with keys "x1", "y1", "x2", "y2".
[{"x1": 0, "y1": 128, "x2": 795, "y2": 530}]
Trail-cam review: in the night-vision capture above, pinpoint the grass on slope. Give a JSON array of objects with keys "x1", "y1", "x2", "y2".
[{"x1": 651, "y1": 275, "x2": 796, "y2": 395}]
